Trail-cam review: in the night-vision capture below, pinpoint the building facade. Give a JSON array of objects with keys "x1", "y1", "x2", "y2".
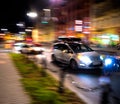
[
  {"x1": 90, "y1": 0, "x2": 120, "y2": 46},
  {"x1": 53, "y1": 0, "x2": 91, "y2": 40}
]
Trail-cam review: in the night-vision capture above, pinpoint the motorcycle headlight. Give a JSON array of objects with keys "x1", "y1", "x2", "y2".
[{"x1": 104, "y1": 58, "x2": 112, "y2": 66}]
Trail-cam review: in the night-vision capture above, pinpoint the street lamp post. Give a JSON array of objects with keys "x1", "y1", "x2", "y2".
[
  {"x1": 16, "y1": 22, "x2": 25, "y2": 36},
  {"x1": 26, "y1": 11, "x2": 39, "y2": 28}
]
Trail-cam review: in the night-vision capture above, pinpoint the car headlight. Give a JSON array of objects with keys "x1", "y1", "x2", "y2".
[
  {"x1": 100, "y1": 55, "x2": 104, "y2": 60},
  {"x1": 77, "y1": 55, "x2": 92, "y2": 64}
]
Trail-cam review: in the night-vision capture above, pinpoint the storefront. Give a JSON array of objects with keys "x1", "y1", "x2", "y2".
[{"x1": 90, "y1": 27, "x2": 120, "y2": 46}]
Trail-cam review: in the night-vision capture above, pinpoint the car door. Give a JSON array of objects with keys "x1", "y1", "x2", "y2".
[
  {"x1": 53, "y1": 44, "x2": 63, "y2": 61},
  {"x1": 61, "y1": 44, "x2": 73, "y2": 63},
  {"x1": 21, "y1": 45, "x2": 28, "y2": 53}
]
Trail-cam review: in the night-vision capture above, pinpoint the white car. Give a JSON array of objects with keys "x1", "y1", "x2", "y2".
[
  {"x1": 20, "y1": 44, "x2": 32, "y2": 54},
  {"x1": 12, "y1": 42, "x2": 26, "y2": 53},
  {"x1": 20, "y1": 44, "x2": 45, "y2": 54},
  {"x1": 51, "y1": 42, "x2": 103, "y2": 70}
]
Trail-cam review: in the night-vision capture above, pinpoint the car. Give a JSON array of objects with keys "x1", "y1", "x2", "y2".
[
  {"x1": 12, "y1": 42, "x2": 26, "y2": 53},
  {"x1": 20, "y1": 43, "x2": 45, "y2": 54},
  {"x1": 51, "y1": 41, "x2": 103, "y2": 70},
  {"x1": 30, "y1": 43, "x2": 45, "y2": 54},
  {"x1": 20, "y1": 44, "x2": 33, "y2": 54}
]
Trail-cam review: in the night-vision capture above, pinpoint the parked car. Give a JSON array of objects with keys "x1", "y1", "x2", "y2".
[{"x1": 51, "y1": 41, "x2": 103, "y2": 70}]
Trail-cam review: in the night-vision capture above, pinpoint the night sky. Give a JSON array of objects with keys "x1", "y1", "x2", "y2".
[{"x1": 0, "y1": 0, "x2": 49, "y2": 33}]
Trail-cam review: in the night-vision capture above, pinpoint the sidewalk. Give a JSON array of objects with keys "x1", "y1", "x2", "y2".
[{"x1": 0, "y1": 53, "x2": 31, "y2": 104}]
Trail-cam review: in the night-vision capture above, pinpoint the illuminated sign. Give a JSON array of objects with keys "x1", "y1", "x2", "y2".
[
  {"x1": 75, "y1": 26, "x2": 82, "y2": 32},
  {"x1": 75, "y1": 20, "x2": 83, "y2": 32},
  {"x1": 75, "y1": 20, "x2": 83, "y2": 24}
]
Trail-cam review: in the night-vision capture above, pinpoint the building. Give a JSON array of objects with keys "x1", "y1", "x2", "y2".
[
  {"x1": 52, "y1": 0, "x2": 91, "y2": 40},
  {"x1": 90, "y1": 0, "x2": 120, "y2": 46}
]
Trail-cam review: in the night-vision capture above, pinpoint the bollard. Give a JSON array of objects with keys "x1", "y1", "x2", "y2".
[
  {"x1": 58, "y1": 67, "x2": 68, "y2": 93},
  {"x1": 40, "y1": 52, "x2": 47, "y2": 77},
  {"x1": 100, "y1": 83, "x2": 112, "y2": 104},
  {"x1": 35, "y1": 50, "x2": 47, "y2": 77},
  {"x1": 41, "y1": 55, "x2": 47, "y2": 69},
  {"x1": 99, "y1": 73, "x2": 112, "y2": 104}
]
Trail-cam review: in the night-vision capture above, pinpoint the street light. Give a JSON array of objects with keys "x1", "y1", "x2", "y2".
[
  {"x1": 1, "y1": 28, "x2": 8, "y2": 31},
  {"x1": 27, "y1": 12, "x2": 38, "y2": 19},
  {"x1": 25, "y1": 29, "x2": 32, "y2": 32},
  {"x1": 16, "y1": 23, "x2": 24, "y2": 27},
  {"x1": 16, "y1": 22, "x2": 25, "y2": 34},
  {"x1": 1, "y1": 28, "x2": 8, "y2": 33},
  {"x1": 26, "y1": 11, "x2": 40, "y2": 28}
]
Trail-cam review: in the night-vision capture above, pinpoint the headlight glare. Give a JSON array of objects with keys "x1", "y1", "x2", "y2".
[
  {"x1": 104, "y1": 58, "x2": 112, "y2": 66},
  {"x1": 100, "y1": 55, "x2": 104, "y2": 60},
  {"x1": 78, "y1": 55, "x2": 92, "y2": 64}
]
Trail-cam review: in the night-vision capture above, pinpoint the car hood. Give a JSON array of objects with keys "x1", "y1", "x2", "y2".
[{"x1": 77, "y1": 51, "x2": 100, "y2": 57}]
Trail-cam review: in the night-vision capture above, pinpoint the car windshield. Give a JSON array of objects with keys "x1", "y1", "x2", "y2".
[
  {"x1": 68, "y1": 43, "x2": 94, "y2": 53},
  {"x1": 22, "y1": 45, "x2": 30, "y2": 48},
  {"x1": 13, "y1": 43, "x2": 25, "y2": 47},
  {"x1": 13, "y1": 44, "x2": 23, "y2": 47},
  {"x1": 58, "y1": 37, "x2": 81, "y2": 42}
]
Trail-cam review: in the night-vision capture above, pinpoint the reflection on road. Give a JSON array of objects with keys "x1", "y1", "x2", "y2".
[{"x1": 72, "y1": 74, "x2": 99, "y2": 88}]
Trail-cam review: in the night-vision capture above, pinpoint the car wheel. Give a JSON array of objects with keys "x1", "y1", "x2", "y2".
[
  {"x1": 51, "y1": 54, "x2": 57, "y2": 62},
  {"x1": 70, "y1": 60, "x2": 78, "y2": 71}
]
